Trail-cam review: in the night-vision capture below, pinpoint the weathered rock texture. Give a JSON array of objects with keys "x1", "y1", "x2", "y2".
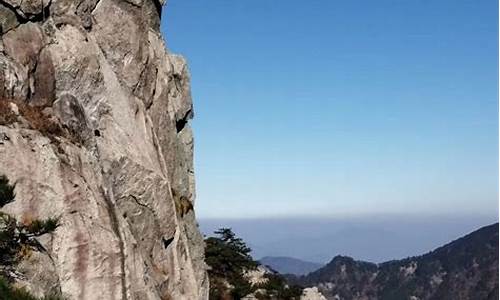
[
  {"x1": 0, "y1": 0, "x2": 208, "y2": 299},
  {"x1": 301, "y1": 287, "x2": 327, "y2": 300}
]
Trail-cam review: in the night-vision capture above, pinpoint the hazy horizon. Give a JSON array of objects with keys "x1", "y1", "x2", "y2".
[{"x1": 199, "y1": 214, "x2": 498, "y2": 264}]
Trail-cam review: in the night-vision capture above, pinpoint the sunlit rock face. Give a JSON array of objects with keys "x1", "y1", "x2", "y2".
[
  {"x1": 0, "y1": 0, "x2": 208, "y2": 299},
  {"x1": 301, "y1": 287, "x2": 328, "y2": 300}
]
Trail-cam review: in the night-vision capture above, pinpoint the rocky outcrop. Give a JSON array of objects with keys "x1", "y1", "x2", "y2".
[
  {"x1": 301, "y1": 287, "x2": 327, "y2": 300},
  {"x1": 0, "y1": 0, "x2": 208, "y2": 299}
]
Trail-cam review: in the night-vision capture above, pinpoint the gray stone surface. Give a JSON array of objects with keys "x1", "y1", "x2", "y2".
[
  {"x1": 0, "y1": 0, "x2": 208, "y2": 299},
  {"x1": 0, "y1": 5, "x2": 18, "y2": 34},
  {"x1": 301, "y1": 287, "x2": 328, "y2": 300}
]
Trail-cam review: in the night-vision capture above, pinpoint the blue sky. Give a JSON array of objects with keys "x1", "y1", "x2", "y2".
[{"x1": 161, "y1": 0, "x2": 498, "y2": 219}]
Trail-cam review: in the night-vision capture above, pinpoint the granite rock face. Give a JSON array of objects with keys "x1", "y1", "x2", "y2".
[{"x1": 0, "y1": 0, "x2": 208, "y2": 299}]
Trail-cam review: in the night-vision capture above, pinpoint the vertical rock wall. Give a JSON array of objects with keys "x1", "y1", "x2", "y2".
[{"x1": 0, "y1": 0, "x2": 208, "y2": 299}]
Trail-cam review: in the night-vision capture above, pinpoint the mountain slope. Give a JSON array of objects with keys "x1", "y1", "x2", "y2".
[
  {"x1": 260, "y1": 256, "x2": 323, "y2": 276},
  {"x1": 291, "y1": 223, "x2": 499, "y2": 300}
]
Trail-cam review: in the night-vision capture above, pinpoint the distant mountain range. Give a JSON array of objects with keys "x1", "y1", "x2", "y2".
[
  {"x1": 259, "y1": 256, "x2": 323, "y2": 276},
  {"x1": 200, "y1": 216, "x2": 497, "y2": 263},
  {"x1": 288, "y1": 223, "x2": 499, "y2": 300}
]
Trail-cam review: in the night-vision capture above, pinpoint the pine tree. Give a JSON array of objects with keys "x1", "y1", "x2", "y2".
[
  {"x1": 205, "y1": 228, "x2": 303, "y2": 299},
  {"x1": 0, "y1": 175, "x2": 62, "y2": 300},
  {"x1": 205, "y1": 228, "x2": 257, "y2": 299}
]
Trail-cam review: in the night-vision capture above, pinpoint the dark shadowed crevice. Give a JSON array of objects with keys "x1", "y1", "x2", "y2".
[
  {"x1": 176, "y1": 119, "x2": 187, "y2": 133},
  {"x1": 176, "y1": 109, "x2": 192, "y2": 133},
  {"x1": 152, "y1": 0, "x2": 162, "y2": 18},
  {"x1": 162, "y1": 236, "x2": 174, "y2": 250}
]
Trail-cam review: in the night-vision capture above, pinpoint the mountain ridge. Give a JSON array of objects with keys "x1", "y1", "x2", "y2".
[
  {"x1": 288, "y1": 223, "x2": 499, "y2": 300},
  {"x1": 259, "y1": 256, "x2": 324, "y2": 276}
]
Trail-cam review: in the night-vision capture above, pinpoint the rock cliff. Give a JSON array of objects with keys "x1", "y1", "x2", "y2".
[{"x1": 0, "y1": 0, "x2": 208, "y2": 299}]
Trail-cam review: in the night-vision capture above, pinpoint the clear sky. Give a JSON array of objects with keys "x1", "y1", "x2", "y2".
[{"x1": 161, "y1": 0, "x2": 498, "y2": 219}]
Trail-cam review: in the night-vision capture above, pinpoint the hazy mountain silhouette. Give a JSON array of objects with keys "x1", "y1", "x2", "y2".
[
  {"x1": 259, "y1": 256, "x2": 323, "y2": 276},
  {"x1": 200, "y1": 215, "x2": 497, "y2": 263}
]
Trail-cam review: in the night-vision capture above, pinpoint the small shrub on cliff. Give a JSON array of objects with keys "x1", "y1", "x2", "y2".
[
  {"x1": 0, "y1": 176, "x2": 62, "y2": 299},
  {"x1": 0, "y1": 175, "x2": 60, "y2": 278},
  {"x1": 0, "y1": 98, "x2": 64, "y2": 141},
  {"x1": 0, "y1": 276, "x2": 63, "y2": 300},
  {"x1": 16, "y1": 103, "x2": 64, "y2": 139},
  {"x1": 20, "y1": 217, "x2": 60, "y2": 237},
  {"x1": 0, "y1": 276, "x2": 38, "y2": 300}
]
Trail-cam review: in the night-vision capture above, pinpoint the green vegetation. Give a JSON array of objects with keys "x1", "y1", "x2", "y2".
[
  {"x1": 205, "y1": 228, "x2": 302, "y2": 300},
  {"x1": 254, "y1": 274, "x2": 303, "y2": 300},
  {"x1": 0, "y1": 175, "x2": 61, "y2": 300},
  {"x1": 0, "y1": 277, "x2": 62, "y2": 300},
  {"x1": 205, "y1": 228, "x2": 257, "y2": 299},
  {"x1": 20, "y1": 218, "x2": 60, "y2": 237}
]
